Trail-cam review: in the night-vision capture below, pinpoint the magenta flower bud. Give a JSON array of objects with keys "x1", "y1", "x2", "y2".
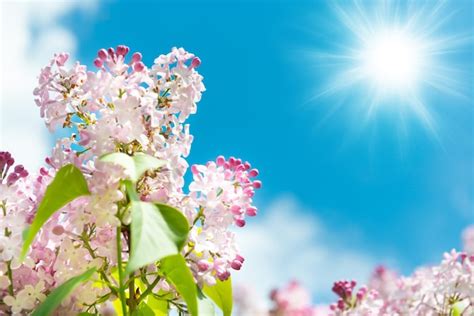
[
  {"x1": 337, "y1": 299, "x2": 345, "y2": 310},
  {"x1": 216, "y1": 155, "x2": 225, "y2": 166},
  {"x1": 235, "y1": 254, "x2": 245, "y2": 263},
  {"x1": 190, "y1": 57, "x2": 201, "y2": 69},
  {"x1": 131, "y1": 52, "x2": 142, "y2": 63},
  {"x1": 14, "y1": 165, "x2": 24, "y2": 173},
  {"x1": 19, "y1": 170, "x2": 28, "y2": 178},
  {"x1": 235, "y1": 218, "x2": 246, "y2": 227},
  {"x1": 243, "y1": 162, "x2": 251, "y2": 170},
  {"x1": 40, "y1": 167, "x2": 49, "y2": 176},
  {"x1": 217, "y1": 271, "x2": 231, "y2": 281},
  {"x1": 98, "y1": 49, "x2": 108, "y2": 60},
  {"x1": 229, "y1": 157, "x2": 236, "y2": 166},
  {"x1": 231, "y1": 260, "x2": 242, "y2": 270},
  {"x1": 52, "y1": 225, "x2": 65, "y2": 235},
  {"x1": 235, "y1": 164, "x2": 245, "y2": 172},
  {"x1": 197, "y1": 260, "x2": 210, "y2": 272},
  {"x1": 246, "y1": 206, "x2": 257, "y2": 217},
  {"x1": 249, "y1": 169, "x2": 259, "y2": 177},
  {"x1": 253, "y1": 180, "x2": 262, "y2": 189},
  {"x1": 6, "y1": 173, "x2": 19, "y2": 185},
  {"x1": 94, "y1": 58, "x2": 103, "y2": 68},
  {"x1": 191, "y1": 165, "x2": 199, "y2": 175},
  {"x1": 133, "y1": 61, "x2": 145, "y2": 72},
  {"x1": 230, "y1": 205, "x2": 242, "y2": 215},
  {"x1": 116, "y1": 45, "x2": 129, "y2": 56}
]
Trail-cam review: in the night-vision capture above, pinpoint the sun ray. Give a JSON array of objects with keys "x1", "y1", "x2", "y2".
[{"x1": 310, "y1": 0, "x2": 470, "y2": 136}]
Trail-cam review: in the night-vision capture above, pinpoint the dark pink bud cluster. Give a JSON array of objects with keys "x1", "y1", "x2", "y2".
[
  {"x1": 94, "y1": 45, "x2": 145, "y2": 73},
  {"x1": 0, "y1": 151, "x2": 28, "y2": 186},
  {"x1": 330, "y1": 280, "x2": 377, "y2": 312},
  {"x1": 330, "y1": 280, "x2": 357, "y2": 311}
]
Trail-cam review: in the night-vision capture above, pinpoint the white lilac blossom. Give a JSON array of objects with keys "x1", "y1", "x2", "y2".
[{"x1": 1, "y1": 46, "x2": 260, "y2": 314}]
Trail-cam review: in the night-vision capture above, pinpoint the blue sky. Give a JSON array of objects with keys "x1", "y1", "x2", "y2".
[{"x1": 1, "y1": 0, "x2": 473, "y2": 303}]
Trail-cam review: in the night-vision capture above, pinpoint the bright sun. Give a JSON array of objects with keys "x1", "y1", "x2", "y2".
[
  {"x1": 361, "y1": 29, "x2": 423, "y2": 92},
  {"x1": 313, "y1": 1, "x2": 465, "y2": 133}
]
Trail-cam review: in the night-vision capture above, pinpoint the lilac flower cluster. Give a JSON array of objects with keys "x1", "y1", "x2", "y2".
[{"x1": 1, "y1": 46, "x2": 260, "y2": 314}]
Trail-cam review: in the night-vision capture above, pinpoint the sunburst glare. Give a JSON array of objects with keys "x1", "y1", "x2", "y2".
[{"x1": 312, "y1": 0, "x2": 470, "y2": 134}]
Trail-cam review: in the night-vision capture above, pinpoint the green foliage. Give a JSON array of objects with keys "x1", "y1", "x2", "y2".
[
  {"x1": 125, "y1": 182, "x2": 190, "y2": 274},
  {"x1": 146, "y1": 296, "x2": 168, "y2": 316},
  {"x1": 203, "y1": 278, "x2": 233, "y2": 316},
  {"x1": 100, "y1": 152, "x2": 166, "y2": 182},
  {"x1": 32, "y1": 268, "x2": 96, "y2": 316},
  {"x1": 131, "y1": 303, "x2": 155, "y2": 316},
  {"x1": 160, "y1": 255, "x2": 199, "y2": 316},
  {"x1": 21, "y1": 164, "x2": 90, "y2": 260},
  {"x1": 198, "y1": 288, "x2": 215, "y2": 316}
]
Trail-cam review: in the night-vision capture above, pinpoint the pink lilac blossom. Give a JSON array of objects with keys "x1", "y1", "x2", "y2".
[
  {"x1": 270, "y1": 281, "x2": 317, "y2": 316},
  {"x1": 1, "y1": 45, "x2": 260, "y2": 314},
  {"x1": 235, "y1": 227, "x2": 474, "y2": 316}
]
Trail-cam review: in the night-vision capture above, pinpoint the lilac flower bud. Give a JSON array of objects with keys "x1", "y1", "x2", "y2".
[
  {"x1": 98, "y1": 49, "x2": 108, "y2": 60},
  {"x1": 190, "y1": 57, "x2": 201, "y2": 69},
  {"x1": 132, "y1": 52, "x2": 142, "y2": 63},
  {"x1": 116, "y1": 45, "x2": 130, "y2": 56},
  {"x1": 133, "y1": 61, "x2": 145, "y2": 72},
  {"x1": 94, "y1": 58, "x2": 103, "y2": 68}
]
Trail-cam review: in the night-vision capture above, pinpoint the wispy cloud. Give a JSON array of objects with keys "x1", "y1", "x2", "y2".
[
  {"x1": 0, "y1": 0, "x2": 96, "y2": 171},
  {"x1": 233, "y1": 195, "x2": 385, "y2": 306}
]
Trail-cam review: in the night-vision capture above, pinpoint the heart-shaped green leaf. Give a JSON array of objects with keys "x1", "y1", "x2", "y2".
[
  {"x1": 125, "y1": 182, "x2": 189, "y2": 274},
  {"x1": 21, "y1": 164, "x2": 90, "y2": 260}
]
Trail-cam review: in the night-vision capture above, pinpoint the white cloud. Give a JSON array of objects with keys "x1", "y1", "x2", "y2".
[
  {"x1": 0, "y1": 0, "x2": 96, "y2": 171},
  {"x1": 233, "y1": 195, "x2": 382, "y2": 306}
]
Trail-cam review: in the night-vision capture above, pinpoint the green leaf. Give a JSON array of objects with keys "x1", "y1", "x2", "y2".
[
  {"x1": 21, "y1": 164, "x2": 90, "y2": 260},
  {"x1": 160, "y1": 255, "x2": 198, "y2": 316},
  {"x1": 32, "y1": 268, "x2": 96, "y2": 316},
  {"x1": 198, "y1": 288, "x2": 215, "y2": 316},
  {"x1": 132, "y1": 302, "x2": 155, "y2": 316},
  {"x1": 125, "y1": 182, "x2": 189, "y2": 273},
  {"x1": 155, "y1": 203, "x2": 189, "y2": 250},
  {"x1": 146, "y1": 296, "x2": 168, "y2": 316},
  {"x1": 452, "y1": 305, "x2": 462, "y2": 316},
  {"x1": 203, "y1": 278, "x2": 233, "y2": 316},
  {"x1": 100, "y1": 152, "x2": 166, "y2": 182}
]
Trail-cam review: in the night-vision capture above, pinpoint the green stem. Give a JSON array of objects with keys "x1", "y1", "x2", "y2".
[
  {"x1": 6, "y1": 261, "x2": 14, "y2": 296},
  {"x1": 80, "y1": 234, "x2": 118, "y2": 296},
  {"x1": 116, "y1": 226, "x2": 128, "y2": 316},
  {"x1": 137, "y1": 275, "x2": 161, "y2": 304},
  {"x1": 127, "y1": 229, "x2": 137, "y2": 313}
]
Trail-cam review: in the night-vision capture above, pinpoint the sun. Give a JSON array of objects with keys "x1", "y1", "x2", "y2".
[
  {"x1": 311, "y1": 0, "x2": 467, "y2": 133},
  {"x1": 360, "y1": 29, "x2": 424, "y2": 92}
]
